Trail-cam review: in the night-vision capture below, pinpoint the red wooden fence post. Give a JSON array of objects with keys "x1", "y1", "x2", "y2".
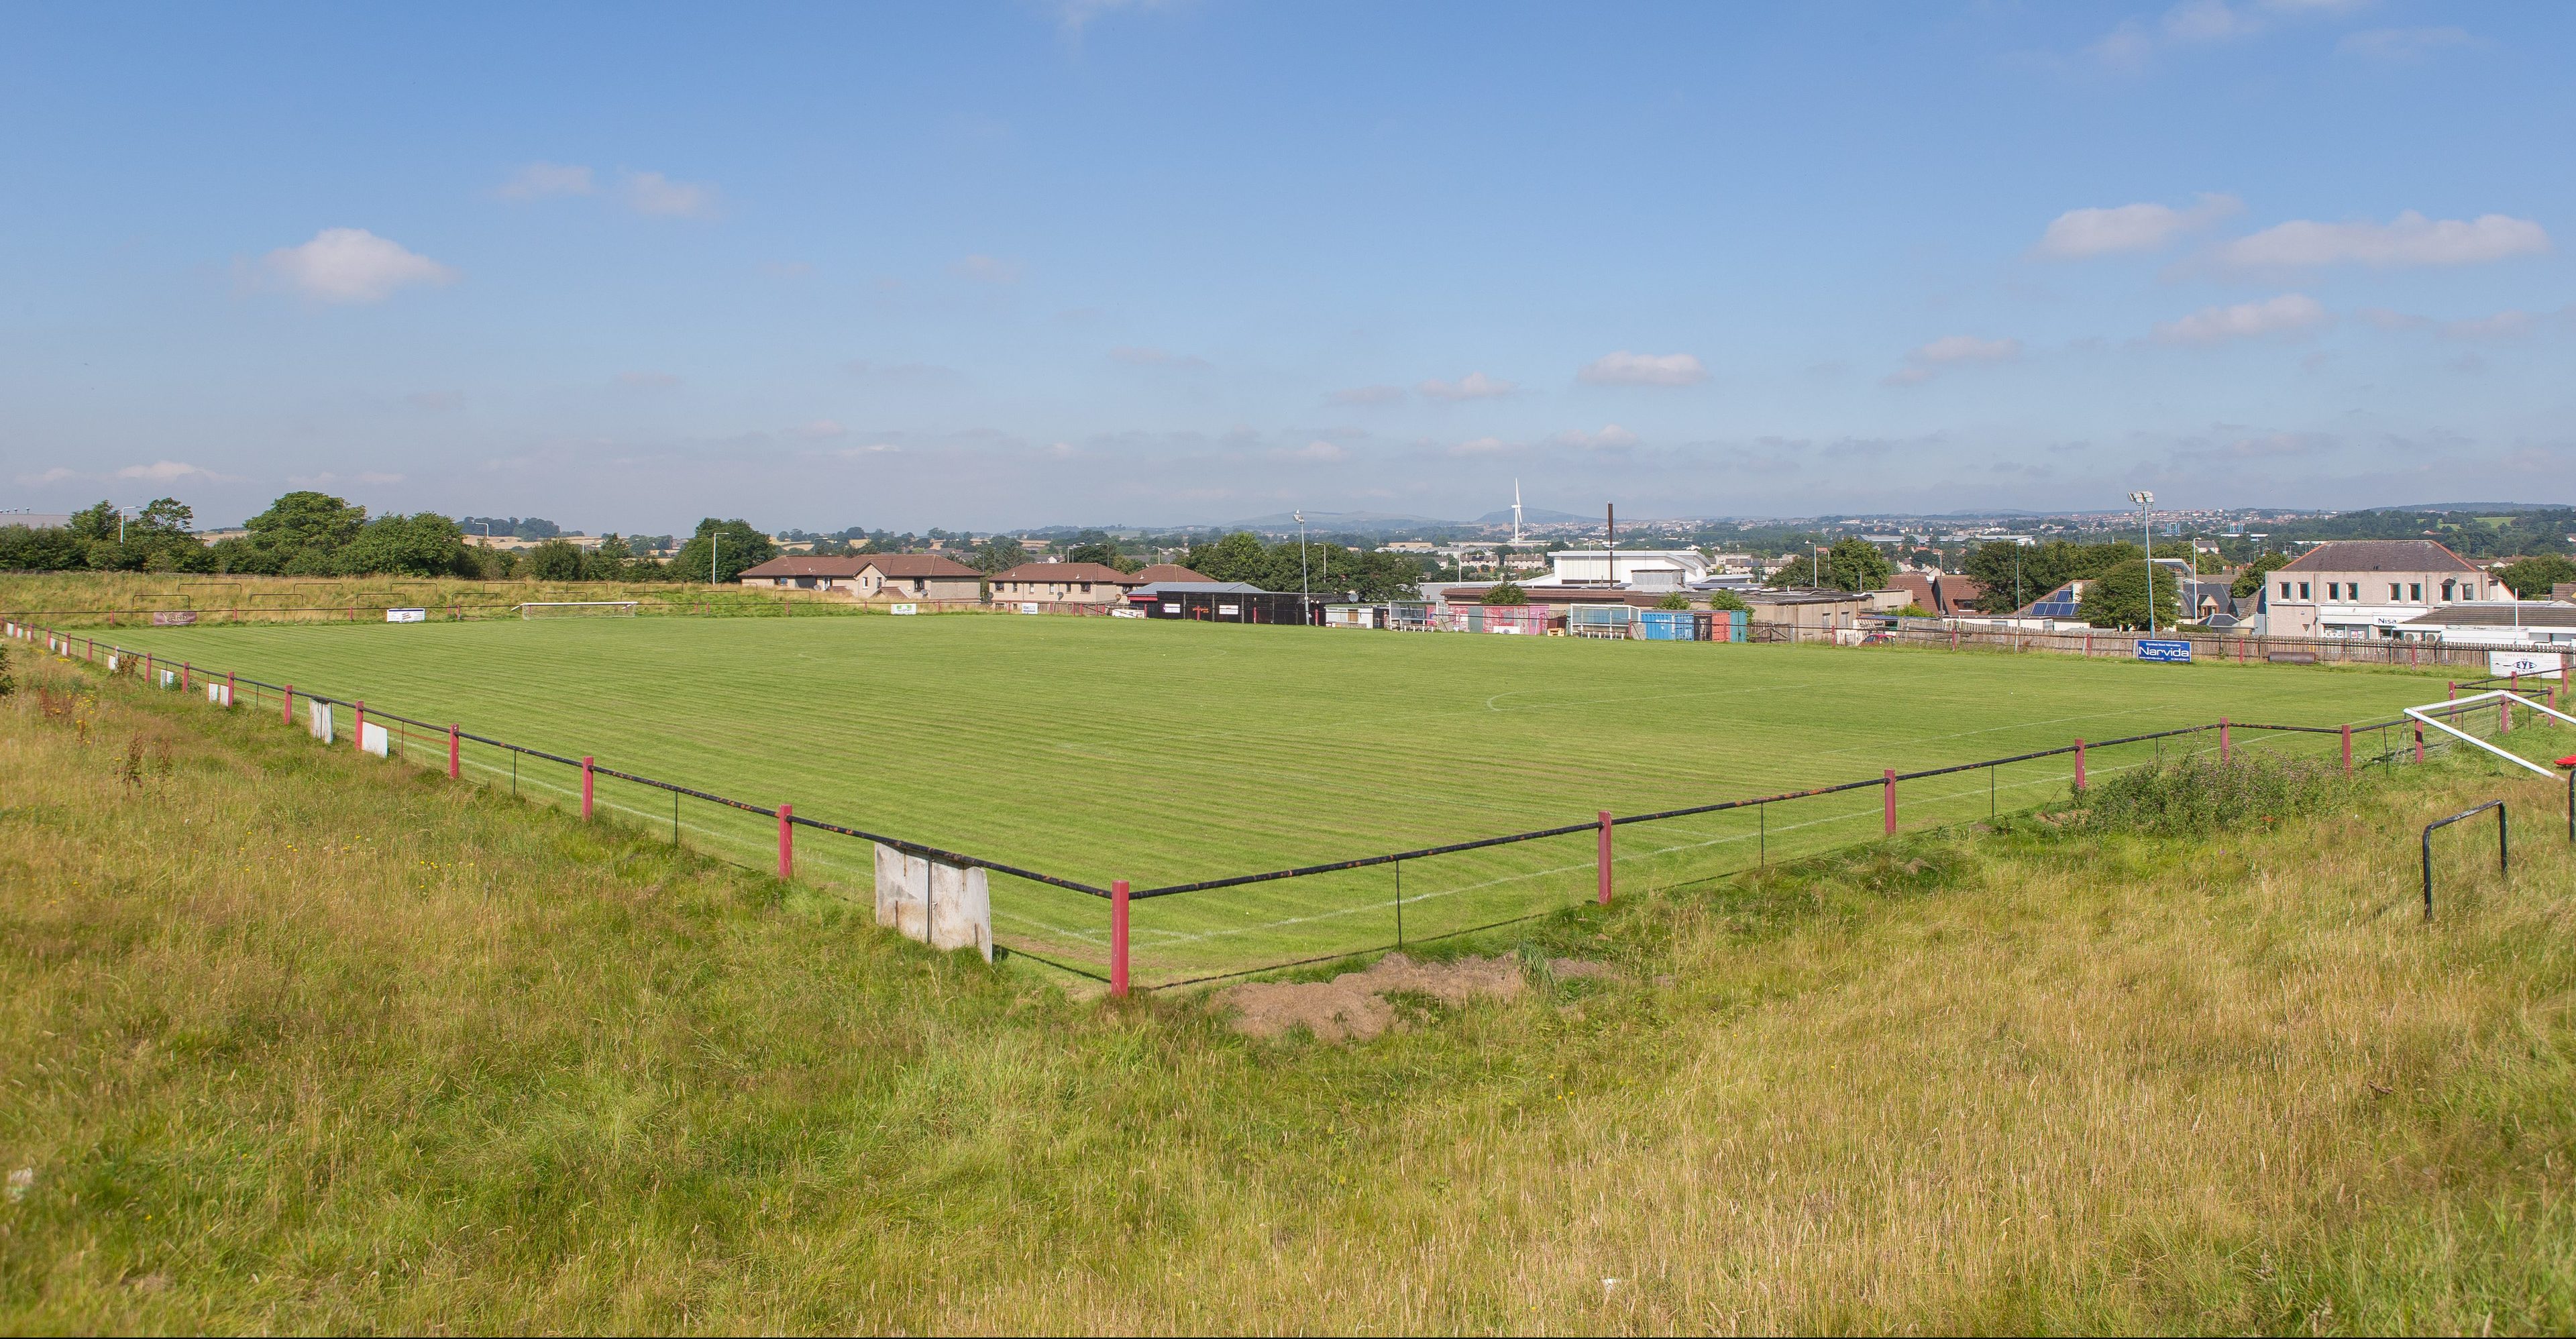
[
  {"x1": 284, "y1": 684, "x2": 294, "y2": 726},
  {"x1": 581, "y1": 756, "x2": 594, "y2": 819},
  {"x1": 224, "y1": 670, "x2": 234, "y2": 706},
  {"x1": 181, "y1": 661, "x2": 191, "y2": 691},
  {"x1": 1111, "y1": 879, "x2": 1131, "y2": 998},
  {"x1": 447, "y1": 726, "x2": 460, "y2": 780},
  {"x1": 1882, "y1": 769, "x2": 1896, "y2": 835},
  {"x1": 777, "y1": 803, "x2": 794, "y2": 879},
  {"x1": 2501, "y1": 694, "x2": 2512, "y2": 736},
  {"x1": 144, "y1": 651, "x2": 152, "y2": 683},
  {"x1": 354, "y1": 700, "x2": 366, "y2": 753},
  {"x1": 2414, "y1": 720, "x2": 2424, "y2": 764},
  {"x1": 2448, "y1": 680, "x2": 2457, "y2": 700},
  {"x1": 2220, "y1": 716, "x2": 2231, "y2": 760},
  {"x1": 2074, "y1": 739, "x2": 2087, "y2": 792},
  {"x1": 2342, "y1": 723, "x2": 2353, "y2": 776},
  {"x1": 1597, "y1": 810, "x2": 1613, "y2": 904}
]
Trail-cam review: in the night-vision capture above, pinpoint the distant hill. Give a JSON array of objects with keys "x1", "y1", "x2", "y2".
[
  {"x1": 1222, "y1": 511, "x2": 1460, "y2": 534},
  {"x1": 1474, "y1": 506, "x2": 1591, "y2": 525},
  {"x1": 2373, "y1": 502, "x2": 2573, "y2": 514}
]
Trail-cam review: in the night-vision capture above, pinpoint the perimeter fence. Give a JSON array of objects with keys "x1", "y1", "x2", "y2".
[{"x1": 11, "y1": 618, "x2": 2559, "y2": 996}]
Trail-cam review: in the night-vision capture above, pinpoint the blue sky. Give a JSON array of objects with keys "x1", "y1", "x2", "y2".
[{"x1": 3, "y1": 1, "x2": 2569, "y2": 531}]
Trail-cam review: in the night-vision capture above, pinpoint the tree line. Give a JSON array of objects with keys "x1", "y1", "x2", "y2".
[{"x1": 0, "y1": 493, "x2": 780, "y2": 583}]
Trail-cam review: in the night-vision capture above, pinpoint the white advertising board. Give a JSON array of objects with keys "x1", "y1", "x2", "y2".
[
  {"x1": 207, "y1": 682, "x2": 232, "y2": 707},
  {"x1": 386, "y1": 607, "x2": 427, "y2": 623},
  {"x1": 360, "y1": 722, "x2": 390, "y2": 757},
  {"x1": 1019, "y1": 602, "x2": 1040, "y2": 614},
  {"x1": 890, "y1": 603, "x2": 918, "y2": 616},
  {"x1": 2487, "y1": 649, "x2": 2567, "y2": 680},
  {"x1": 309, "y1": 700, "x2": 333, "y2": 744}
]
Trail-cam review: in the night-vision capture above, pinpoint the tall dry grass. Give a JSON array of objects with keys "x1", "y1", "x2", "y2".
[{"x1": 0, "y1": 646, "x2": 2571, "y2": 1332}]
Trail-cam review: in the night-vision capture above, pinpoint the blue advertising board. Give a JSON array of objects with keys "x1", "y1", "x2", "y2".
[{"x1": 2136, "y1": 639, "x2": 2192, "y2": 663}]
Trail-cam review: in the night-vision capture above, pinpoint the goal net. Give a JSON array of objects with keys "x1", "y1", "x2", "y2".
[{"x1": 518, "y1": 601, "x2": 641, "y2": 619}]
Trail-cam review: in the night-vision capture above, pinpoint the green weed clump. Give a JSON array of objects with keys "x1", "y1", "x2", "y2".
[{"x1": 2082, "y1": 750, "x2": 2339, "y2": 833}]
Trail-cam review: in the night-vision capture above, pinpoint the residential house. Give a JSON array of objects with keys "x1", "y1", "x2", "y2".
[
  {"x1": 989, "y1": 561, "x2": 1142, "y2": 608},
  {"x1": 735, "y1": 553, "x2": 983, "y2": 601},
  {"x1": 2260, "y1": 540, "x2": 2491, "y2": 639}
]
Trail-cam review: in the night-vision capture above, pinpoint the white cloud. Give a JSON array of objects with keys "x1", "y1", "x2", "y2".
[
  {"x1": 2216, "y1": 211, "x2": 2549, "y2": 269},
  {"x1": 1548, "y1": 425, "x2": 1640, "y2": 450},
  {"x1": 1447, "y1": 435, "x2": 1518, "y2": 456},
  {"x1": 1884, "y1": 335, "x2": 2020, "y2": 385},
  {"x1": 621, "y1": 170, "x2": 718, "y2": 217},
  {"x1": 2153, "y1": 293, "x2": 2330, "y2": 343},
  {"x1": 2084, "y1": 0, "x2": 2368, "y2": 70},
  {"x1": 1329, "y1": 384, "x2": 1406, "y2": 406},
  {"x1": 1057, "y1": 0, "x2": 1184, "y2": 32},
  {"x1": 117, "y1": 460, "x2": 235, "y2": 483},
  {"x1": 1278, "y1": 439, "x2": 1349, "y2": 463},
  {"x1": 2035, "y1": 193, "x2": 2239, "y2": 258},
  {"x1": 615, "y1": 370, "x2": 681, "y2": 388},
  {"x1": 1417, "y1": 372, "x2": 1516, "y2": 401},
  {"x1": 20, "y1": 467, "x2": 77, "y2": 484},
  {"x1": 260, "y1": 227, "x2": 458, "y2": 303},
  {"x1": 2358, "y1": 307, "x2": 2544, "y2": 341},
  {"x1": 2337, "y1": 26, "x2": 2475, "y2": 60},
  {"x1": 1108, "y1": 345, "x2": 1209, "y2": 368},
  {"x1": 1576, "y1": 351, "x2": 1707, "y2": 386},
  {"x1": 498, "y1": 162, "x2": 594, "y2": 199},
  {"x1": 951, "y1": 254, "x2": 1023, "y2": 283}
]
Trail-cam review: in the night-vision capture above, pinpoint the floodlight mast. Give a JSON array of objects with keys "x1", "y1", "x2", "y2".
[
  {"x1": 2129, "y1": 490, "x2": 2155, "y2": 635},
  {"x1": 1296, "y1": 511, "x2": 1309, "y2": 603}
]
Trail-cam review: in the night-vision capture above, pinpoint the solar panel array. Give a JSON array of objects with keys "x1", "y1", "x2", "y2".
[{"x1": 2024, "y1": 583, "x2": 2083, "y2": 619}]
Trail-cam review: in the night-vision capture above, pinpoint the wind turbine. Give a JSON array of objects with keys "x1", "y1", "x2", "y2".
[{"x1": 1512, "y1": 479, "x2": 1523, "y2": 546}]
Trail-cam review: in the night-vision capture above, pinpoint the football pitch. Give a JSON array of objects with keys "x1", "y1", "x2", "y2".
[{"x1": 103, "y1": 614, "x2": 2445, "y2": 985}]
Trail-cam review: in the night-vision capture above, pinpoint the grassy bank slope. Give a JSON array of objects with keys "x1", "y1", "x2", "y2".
[{"x1": 2, "y1": 651, "x2": 2571, "y2": 1332}]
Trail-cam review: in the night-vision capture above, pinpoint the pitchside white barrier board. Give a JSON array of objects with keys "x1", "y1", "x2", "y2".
[
  {"x1": 890, "y1": 603, "x2": 918, "y2": 615},
  {"x1": 309, "y1": 700, "x2": 333, "y2": 745},
  {"x1": 206, "y1": 683, "x2": 232, "y2": 707},
  {"x1": 2488, "y1": 649, "x2": 2568, "y2": 680},
  {"x1": 872, "y1": 844, "x2": 994, "y2": 962},
  {"x1": 360, "y1": 722, "x2": 390, "y2": 757},
  {"x1": 158, "y1": 669, "x2": 177, "y2": 689},
  {"x1": 386, "y1": 608, "x2": 426, "y2": 623}
]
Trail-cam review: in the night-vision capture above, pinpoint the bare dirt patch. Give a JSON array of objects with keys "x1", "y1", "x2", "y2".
[{"x1": 1214, "y1": 953, "x2": 1531, "y2": 1041}]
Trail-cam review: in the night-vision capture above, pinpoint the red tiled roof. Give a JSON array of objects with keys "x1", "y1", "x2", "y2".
[
  {"x1": 860, "y1": 553, "x2": 981, "y2": 579},
  {"x1": 739, "y1": 556, "x2": 872, "y2": 578},
  {"x1": 1128, "y1": 564, "x2": 1213, "y2": 584}
]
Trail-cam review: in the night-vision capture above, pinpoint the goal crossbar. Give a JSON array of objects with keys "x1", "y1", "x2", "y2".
[
  {"x1": 2404, "y1": 690, "x2": 2576, "y2": 779},
  {"x1": 517, "y1": 601, "x2": 641, "y2": 619}
]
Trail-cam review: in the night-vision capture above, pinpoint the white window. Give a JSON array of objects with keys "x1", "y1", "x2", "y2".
[
  {"x1": 2279, "y1": 580, "x2": 2291, "y2": 599},
  {"x1": 2298, "y1": 582, "x2": 2311, "y2": 600},
  {"x1": 2410, "y1": 583, "x2": 2422, "y2": 600}
]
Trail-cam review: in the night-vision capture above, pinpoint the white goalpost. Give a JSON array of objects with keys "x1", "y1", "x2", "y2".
[
  {"x1": 2406, "y1": 690, "x2": 2576, "y2": 778},
  {"x1": 517, "y1": 601, "x2": 641, "y2": 620}
]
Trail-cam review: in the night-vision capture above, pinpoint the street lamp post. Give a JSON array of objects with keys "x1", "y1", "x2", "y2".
[
  {"x1": 1295, "y1": 511, "x2": 1309, "y2": 601},
  {"x1": 711, "y1": 531, "x2": 720, "y2": 588},
  {"x1": 2129, "y1": 490, "x2": 2155, "y2": 636}
]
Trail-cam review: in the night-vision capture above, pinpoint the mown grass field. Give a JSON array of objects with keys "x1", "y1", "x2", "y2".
[
  {"x1": 93, "y1": 613, "x2": 2453, "y2": 984},
  {"x1": 4, "y1": 646, "x2": 2573, "y2": 1332}
]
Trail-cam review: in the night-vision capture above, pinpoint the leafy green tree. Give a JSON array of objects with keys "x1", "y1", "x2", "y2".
[
  {"x1": 527, "y1": 537, "x2": 587, "y2": 582},
  {"x1": 2078, "y1": 560, "x2": 2182, "y2": 631},
  {"x1": 2496, "y1": 553, "x2": 2576, "y2": 599},
  {"x1": 1964, "y1": 539, "x2": 2141, "y2": 612},
  {"x1": 1655, "y1": 591, "x2": 1694, "y2": 610},
  {"x1": 1482, "y1": 580, "x2": 1528, "y2": 605},
  {"x1": 1768, "y1": 537, "x2": 1892, "y2": 592},
  {"x1": 235, "y1": 491, "x2": 366, "y2": 573},
  {"x1": 1183, "y1": 531, "x2": 1270, "y2": 582},
  {"x1": 334, "y1": 513, "x2": 472, "y2": 576},
  {"x1": 589, "y1": 534, "x2": 633, "y2": 581},
  {"x1": 0, "y1": 525, "x2": 89, "y2": 571},
  {"x1": 969, "y1": 537, "x2": 1027, "y2": 574},
  {"x1": 1704, "y1": 588, "x2": 1749, "y2": 612},
  {"x1": 2231, "y1": 551, "x2": 2290, "y2": 598},
  {"x1": 66, "y1": 500, "x2": 121, "y2": 543},
  {"x1": 671, "y1": 518, "x2": 776, "y2": 584}
]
